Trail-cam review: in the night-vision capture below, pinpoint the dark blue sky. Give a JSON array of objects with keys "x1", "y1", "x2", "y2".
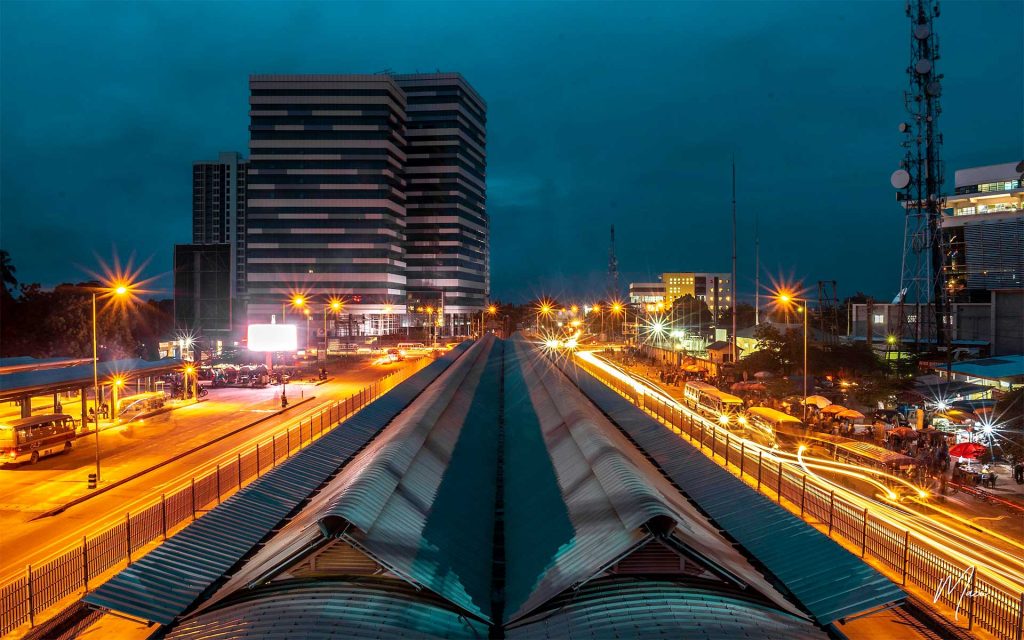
[{"x1": 2, "y1": 1, "x2": 1021, "y2": 303}]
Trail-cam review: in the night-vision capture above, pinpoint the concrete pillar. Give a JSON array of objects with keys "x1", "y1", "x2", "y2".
[
  {"x1": 111, "y1": 384, "x2": 119, "y2": 420},
  {"x1": 19, "y1": 397, "x2": 31, "y2": 419},
  {"x1": 81, "y1": 388, "x2": 88, "y2": 432},
  {"x1": 53, "y1": 393, "x2": 60, "y2": 414}
]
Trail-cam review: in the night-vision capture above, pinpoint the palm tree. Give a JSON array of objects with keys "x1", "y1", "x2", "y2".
[{"x1": 0, "y1": 250, "x2": 16, "y2": 295}]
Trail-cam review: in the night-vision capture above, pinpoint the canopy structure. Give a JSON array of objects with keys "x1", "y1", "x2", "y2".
[{"x1": 84, "y1": 336, "x2": 903, "y2": 639}]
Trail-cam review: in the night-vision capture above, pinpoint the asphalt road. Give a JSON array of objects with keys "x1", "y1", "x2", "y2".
[{"x1": 0, "y1": 357, "x2": 410, "y2": 581}]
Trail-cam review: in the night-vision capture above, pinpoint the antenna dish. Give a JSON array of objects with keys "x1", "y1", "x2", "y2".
[
  {"x1": 915, "y1": 59, "x2": 932, "y2": 74},
  {"x1": 891, "y1": 169, "x2": 911, "y2": 190},
  {"x1": 926, "y1": 81, "x2": 942, "y2": 96},
  {"x1": 914, "y1": 24, "x2": 931, "y2": 39},
  {"x1": 898, "y1": 122, "x2": 911, "y2": 133},
  {"x1": 1015, "y1": 160, "x2": 1024, "y2": 174}
]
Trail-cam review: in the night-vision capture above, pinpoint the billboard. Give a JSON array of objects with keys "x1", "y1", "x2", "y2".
[{"x1": 247, "y1": 324, "x2": 298, "y2": 352}]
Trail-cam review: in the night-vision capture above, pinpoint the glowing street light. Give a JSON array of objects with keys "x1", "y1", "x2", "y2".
[
  {"x1": 776, "y1": 290, "x2": 809, "y2": 420},
  {"x1": 90, "y1": 277, "x2": 134, "y2": 485}
]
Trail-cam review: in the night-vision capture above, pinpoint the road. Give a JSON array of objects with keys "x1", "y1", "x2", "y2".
[
  {"x1": 0, "y1": 357, "x2": 410, "y2": 582},
  {"x1": 576, "y1": 349, "x2": 1024, "y2": 595}
]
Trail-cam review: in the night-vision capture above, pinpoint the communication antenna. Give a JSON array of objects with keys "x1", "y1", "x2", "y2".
[
  {"x1": 891, "y1": 0, "x2": 947, "y2": 355},
  {"x1": 607, "y1": 225, "x2": 619, "y2": 298}
]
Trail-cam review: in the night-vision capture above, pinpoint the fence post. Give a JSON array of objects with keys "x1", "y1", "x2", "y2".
[
  {"x1": 699, "y1": 423, "x2": 705, "y2": 451},
  {"x1": 26, "y1": 564, "x2": 33, "y2": 626},
  {"x1": 828, "y1": 491, "x2": 835, "y2": 536},
  {"x1": 272, "y1": 435, "x2": 277, "y2": 463},
  {"x1": 860, "y1": 508, "x2": 869, "y2": 557},
  {"x1": 191, "y1": 478, "x2": 197, "y2": 521},
  {"x1": 777, "y1": 461, "x2": 783, "y2": 503},
  {"x1": 126, "y1": 512, "x2": 132, "y2": 564},
  {"x1": 216, "y1": 464, "x2": 221, "y2": 503},
  {"x1": 800, "y1": 475, "x2": 807, "y2": 517},
  {"x1": 256, "y1": 443, "x2": 261, "y2": 477},
  {"x1": 739, "y1": 441, "x2": 745, "y2": 477},
  {"x1": 161, "y1": 494, "x2": 167, "y2": 540},
  {"x1": 237, "y1": 453, "x2": 243, "y2": 488},
  {"x1": 82, "y1": 536, "x2": 89, "y2": 592},
  {"x1": 901, "y1": 530, "x2": 910, "y2": 585},
  {"x1": 286, "y1": 429, "x2": 290, "y2": 457},
  {"x1": 711, "y1": 427, "x2": 716, "y2": 459},
  {"x1": 1015, "y1": 592, "x2": 1023, "y2": 640},
  {"x1": 757, "y1": 451, "x2": 763, "y2": 491},
  {"x1": 967, "y1": 566, "x2": 977, "y2": 630},
  {"x1": 724, "y1": 432, "x2": 730, "y2": 467}
]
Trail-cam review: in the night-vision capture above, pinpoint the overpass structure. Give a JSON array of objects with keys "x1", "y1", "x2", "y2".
[{"x1": 81, "y1": 336, "x2": 904, "y2": 638}]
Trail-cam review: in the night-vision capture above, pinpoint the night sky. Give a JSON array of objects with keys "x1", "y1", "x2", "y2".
[{"x1": 1, "y1": 1, "x2": 1021, "y2": 303}]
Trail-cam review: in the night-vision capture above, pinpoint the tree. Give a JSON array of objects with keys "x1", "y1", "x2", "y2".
[
  {"x1": 671, "y1": 294, "x2": 712, "y2": 332},
  {"x1": 717, "y1": 302, "x2": 756, "y2": 329},
  {"x1": 0, "y1": 249, "x2": 16, "y2": 295}
]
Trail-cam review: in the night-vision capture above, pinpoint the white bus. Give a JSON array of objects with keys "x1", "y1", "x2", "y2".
[
  {"x1": 683, "y1": 381, "x2": 744, "y2": 422},
  {"x1": 0, "y1": 414, "x2": 75, "y2": 465}
]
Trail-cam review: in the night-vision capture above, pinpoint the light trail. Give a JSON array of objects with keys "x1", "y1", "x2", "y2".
[{"x1": 574, "y1": 349, "x2": 1024, "y2": 593}]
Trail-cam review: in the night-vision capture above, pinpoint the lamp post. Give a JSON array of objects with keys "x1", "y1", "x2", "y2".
[
  {"x1": 778, "y1": 292, "x2": 809, "y2": 421},
  {"x1": 324, "y1": 299, "x2": 343, "y2": 363},
  {"x1": 481, "y1": 304, "x2": 497, "y2": 337},
  {"x1": 90, "y1": 281, "x2": 131, "y2": 485}
]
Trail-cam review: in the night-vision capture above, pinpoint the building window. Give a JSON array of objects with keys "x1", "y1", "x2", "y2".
[{"x1": 873, "y1": 314, "x2": 884, "y2": 324}]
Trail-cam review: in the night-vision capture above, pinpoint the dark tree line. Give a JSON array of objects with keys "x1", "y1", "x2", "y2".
[{"x1": 0, "y1": 250, "x2": 173, "y2": 360}]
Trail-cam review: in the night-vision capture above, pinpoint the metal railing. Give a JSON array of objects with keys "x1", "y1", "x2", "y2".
[
  {"x1": 574, "y1": 356, "x2": 1024, "y2": 640},
  {"x1": 0, "y1": 360, "x2": 428, "y2": 637}
]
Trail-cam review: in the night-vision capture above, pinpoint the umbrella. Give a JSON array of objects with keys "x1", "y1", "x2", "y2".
[
  {"x1": 820, "y1": 404, "x2": 847, "y2": 414},
  {"x1": 804, "y1": 395, "x2": 832, "y2": 409},
  {"x1": 948, "y1": 442, "x2": 986, "y2": 459},
  {"x1": 837, "y1": 409, "x2": 865, "y2": 420},
  {"x1": 889, "y1": 426, "x2": 917, "y2": 438}
]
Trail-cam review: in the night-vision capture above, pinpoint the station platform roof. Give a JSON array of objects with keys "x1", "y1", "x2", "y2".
[
  {"x1": 0, "y1": 357, "x2": 183, "y2": 402},
  {"x1": 85, "y1": 336, "x2": 902, "y2": 638}
]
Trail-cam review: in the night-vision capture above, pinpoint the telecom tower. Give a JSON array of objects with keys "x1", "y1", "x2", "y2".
[
  {"x1": 607, "y1": 225, "x2": 619, "y2": 298},
  {"x1": 890, "y1": 0, "x2": 947, "y2": 354}
]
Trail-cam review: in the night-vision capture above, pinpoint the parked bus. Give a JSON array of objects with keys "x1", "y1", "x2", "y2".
[
  {"x1": 683, "y1": 381, "x2": 744, "y2": 422},
  {"x1": 0, "y1": 414, "x2": 75, "y2": 465}
]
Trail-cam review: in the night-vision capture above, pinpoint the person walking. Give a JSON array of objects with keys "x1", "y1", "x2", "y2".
[{"x1": 1014, "y1": 460, "x2": 1024, "y2": 485}]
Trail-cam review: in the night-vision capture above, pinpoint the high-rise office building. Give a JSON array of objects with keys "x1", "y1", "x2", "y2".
[
  {"x1": 245, "y1": 73, "x2": 487, "y2": 338},
  {"x1": 174, "y1": 151, "x2": 248, "y2": 345},
  {"x1": 394, "y1": 74, "x2": 488, "y2": 336}
]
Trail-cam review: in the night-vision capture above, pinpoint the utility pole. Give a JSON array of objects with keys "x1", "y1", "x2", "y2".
[
  {"x1": 731, "y1": 158, "x2": 738, "y2": 364},
  {"x1": 755, "y1": 210, "x2": 760, "y2": 326}
]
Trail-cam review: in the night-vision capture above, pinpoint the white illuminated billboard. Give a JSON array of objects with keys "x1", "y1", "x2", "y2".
[{"x1": 247, "y1": 324, "x2": 298, "y2": 352}]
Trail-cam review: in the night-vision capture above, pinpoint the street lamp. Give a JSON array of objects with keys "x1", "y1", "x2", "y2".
[
  {"x1": 777, "y1": 291, "x2": 809, "y2": 421},
  {"x1": 480, "y1": 304, "x2": 497, "y2": 336},
  {"x1": 283, "y1": 294, "x2": 305, "y2": 321},
  {"x1": 91, "y1": 279, "x2": 133, "y2": 485},
  {"x1": 183, "y1": 365, "x2": 196, "y2": 402},
  {"x1": 325, "y1": 298, "x2": 344, "y2": 362},
  {"x1": 610, "y1": 302, "x2": 623, "y2": 340}
]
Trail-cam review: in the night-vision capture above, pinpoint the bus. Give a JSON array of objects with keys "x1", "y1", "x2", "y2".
[
  {"x1": 683, "y1": 381, "x2": 744, "y2": 422},
  {"x1": 802, "y1": 432, "x2": 917, "y2": 476},
  {"x1": 745, "y1": 406, "x2": 807, "y2": 447},
  {"x1": 0, "y1": 414, "x2": 75, "y2": 465},
  {"x1": 115, "y1": 391, "x2": 167, "y2": 420}
]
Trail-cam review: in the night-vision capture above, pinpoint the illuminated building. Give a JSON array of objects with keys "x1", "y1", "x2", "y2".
[
  {"x1": 244, "y1": 74, "x2": 487, "y2": 337},
  {"x1": 662, "y1": 272, "x2": 731, "y2": 316},
  {"x1": 942, "y1": 161, "x2": 1023, "y2": 301}
]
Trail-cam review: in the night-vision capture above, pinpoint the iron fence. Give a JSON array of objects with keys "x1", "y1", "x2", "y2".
[
  {"x1": 576, "y1": 356, "x2": 1024, "y2": 640},
  {"x1": 0, "y1": 362, "x2": 424, "y2": 636}
]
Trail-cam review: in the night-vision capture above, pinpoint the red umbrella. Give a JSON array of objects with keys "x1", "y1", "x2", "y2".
[{"x1": 948, "y1": 442, "x2": 986, "y2": 459}]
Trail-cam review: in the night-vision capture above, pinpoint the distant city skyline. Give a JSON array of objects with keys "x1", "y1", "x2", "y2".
[{"x1": 1, "y1": 1, "x2": 1021, "y2": 302}]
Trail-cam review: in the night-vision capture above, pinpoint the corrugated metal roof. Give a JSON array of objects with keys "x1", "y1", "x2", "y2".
[
  {"x1": 83, "y1": 341, "x2": 475, "y2": 625},
  {"x1": 564, "y1": 357, "x2": 906, "y2": 625},
  {"x1": 507, "y1": 578, "x2": 825, "y2": 640},
  {"x1": 0, "y1": 357, "x2": 183, "y2": 398},
  {"x1": 182, "y1": 337, "x2": 500, "y2": 623},
  {"x1": 166, "y1": 580, "x2": 489, "y2": 639},
  {"x1": 503, "y1": 339, "x2": 809, "y2": 624}
]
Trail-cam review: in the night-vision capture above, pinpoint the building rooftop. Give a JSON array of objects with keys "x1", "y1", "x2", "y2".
[{"x1": 85, "y1": 336, "x2": 903, "y2": 638}]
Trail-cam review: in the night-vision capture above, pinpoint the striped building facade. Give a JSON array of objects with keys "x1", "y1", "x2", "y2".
[
  {"x1": 245, "y1": 74, "x2": 487, "y2": 337},
  {"x1": 395, "y1": 74, "x2": 488, "y2": 336}
]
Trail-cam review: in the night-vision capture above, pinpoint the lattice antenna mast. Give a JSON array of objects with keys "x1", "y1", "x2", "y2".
[
  {"x1": 891, "y1": 0, "x2": 947, "y2": 354},
  {"x1": 607, "y1": 224, "x2": 619, "y2": 298}
]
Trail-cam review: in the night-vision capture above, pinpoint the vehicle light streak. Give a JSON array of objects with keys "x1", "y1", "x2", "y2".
[{"x1": 573, "y1": 349, "x2": 1024, "y2": 594}]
